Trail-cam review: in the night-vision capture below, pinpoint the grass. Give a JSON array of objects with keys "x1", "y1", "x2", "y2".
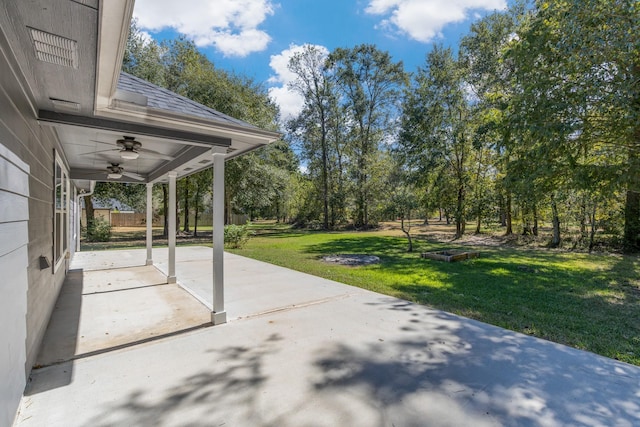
[{"x1": 227, "y1": 222, "x2": 640, "y2": 366}]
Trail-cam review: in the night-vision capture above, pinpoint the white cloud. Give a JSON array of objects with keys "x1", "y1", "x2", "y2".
[
  {"x1": 133, "y1": 0, "x2": 275, "y2": 57},
  {"x1": 267, "y1": 44, "x2": 329, "y2": 124},
  {"x1": 268, "y1": 85, "x2": 305, "y2": 123},
  {"x1": 365, "y1": 0, "x2": 507, "y2": 43}
]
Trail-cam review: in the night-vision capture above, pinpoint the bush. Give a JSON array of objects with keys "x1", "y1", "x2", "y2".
[
  {"x1": 224, "y1": 223, "x2": 252, "y2": 248},
  {"x1": 85, "y1": 217, "x2": 111, "y2": 242}
]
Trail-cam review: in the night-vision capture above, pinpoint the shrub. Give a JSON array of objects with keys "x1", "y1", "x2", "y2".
[
  {"x1": 224, "y1": 223, "x2": 252, "y2": 248},
  {"x1": 85, "y1": 217, "x2": 111, "y2": 242}
]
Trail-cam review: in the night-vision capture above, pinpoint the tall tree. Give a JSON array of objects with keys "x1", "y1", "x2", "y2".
[
  {"x1": 460, "y1": 5, "x2": 525, "y2": 236},
  {"x1": 399, "y1": 46, "x2": 473, "y2": 238},
  {"x1": 328, "y1": 44, "x2": 407, "y2": 228},
  {"x1": 287, "y1": 45, "x2": 341, "y2": 229}
]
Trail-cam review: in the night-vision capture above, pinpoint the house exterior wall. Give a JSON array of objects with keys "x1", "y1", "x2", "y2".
[{"x1": 0, "y1": 26, "x2": 69, "y2": 427}]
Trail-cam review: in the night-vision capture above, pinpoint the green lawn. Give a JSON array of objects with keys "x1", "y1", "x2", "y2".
[{"x1": 228, "y1": 225, "x2": 640, "y2": 366}]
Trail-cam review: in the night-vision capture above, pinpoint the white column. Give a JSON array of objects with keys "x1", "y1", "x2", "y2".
[
  {"x1": 212, "y1": 152, "x2": 227, "y2": 324},
  {"x1": 167, "y1": 172, "x2": 177, "y2": 284},
  {"x1": 76, "y1": 194, "x2": 81, "y2": 252},
  {"x1": 145, "y1": 182, "x2": 153, "y2": 265}
]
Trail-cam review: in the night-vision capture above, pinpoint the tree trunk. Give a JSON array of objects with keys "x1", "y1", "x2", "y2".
[
  {"x1": 162, "y1": 184, "x2": 168, "y2": 238},
  {"x1": 84, "y1": 195, "x2": 95, "y2": 228},
  {"x1": 475, "y1": 214, "x2": 481, "y2": 234},
  {"x1": 588, "y1": 202, "x2": 597, "y2": 253},
  {"x1": 400, "y1": 216, "x2": 413, "y2": 252},
  {"x1": 505, "y1": 192, "x2": 513, "y2": 235},
  {"x1": 83, "y1": 195, "x2": 95, "y2": 243},
  {"x1": 579, "y1": 196, "x2": 587, "y2": 240},
  {"x1": 623, "y1": 143, "x2": 640, "y2": 252},
  {"x1": 193, "y1": 186, "x2": 200, "y2": 237},
  {"x1": 321, "y1": 134, "x2": 329, "y2": 230},
  {"x1": 532, "y1": 203, "x2": 539, "y2": 236},
  {"x1": 183, "y1": 178, "x2": 190, "y2": 232},
  {"x1": 455, "y1": 185, "x2": 465, "y2": 239},
  {"x1": 550, "y1": 194, "x2": 561, "y2": 248},
  {"x1": 522, "y1": 207, "x2": 531, "y2": 235},
  {"x1": 623, "y1": 189, "x2": 640, "y2": 252},
  {"x1": 623, "y1": 63, "x2": 640, "y2": 252}
]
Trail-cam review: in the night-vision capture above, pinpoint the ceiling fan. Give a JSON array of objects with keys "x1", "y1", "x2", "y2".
[
  {"x1": 105, "y1": 163, "x2": 144, "y2": 181},
  {"x1": 80, "y1": 136, "x2": 174, "y2": 161}
]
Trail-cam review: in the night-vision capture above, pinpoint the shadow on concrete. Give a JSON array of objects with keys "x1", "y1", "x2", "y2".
[
  {"x1": 85, "y1": 334, "x2": 283, "y2": 427},
  {"x1": 72, "y1": 298, "x2": 640, "y2": 426},
  {"x1": 311, "y1": 299, "x2": 640, "y2": 426},
  {"x1": 29, "y1": 269, "x2": 84, "y2": 391}
]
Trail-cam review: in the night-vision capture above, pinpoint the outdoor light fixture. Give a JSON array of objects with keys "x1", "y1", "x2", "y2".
[
  {"x1": 120, "y1": 150, "x2": 139, "y2": 160},
  {"x1": 107, "y1": 173, "x2": 122, "y2": 180}
]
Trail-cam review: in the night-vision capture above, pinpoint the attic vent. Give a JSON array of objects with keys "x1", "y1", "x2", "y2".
[
  {"x1": 183, "y1": 167, "x2": 193, "y2": 172},
  {"x1": 199, "y1": 160, "x2": 211, "y2": 165},
  {"x1": 28, "y1": 28, "x2": 78, "y2": 68}
]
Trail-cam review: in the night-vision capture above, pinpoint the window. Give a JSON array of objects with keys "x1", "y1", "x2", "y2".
[{"x1": 54, "y1": 152, "x2": 69, "y2": 270}]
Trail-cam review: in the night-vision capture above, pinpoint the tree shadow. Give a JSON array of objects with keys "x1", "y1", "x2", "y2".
[
  {"x1": 311, "y1": 299, "x2": 640, "y2": 426},
  {"x1": 86, "y1": 333, "x2": 284, "y2": 427}
]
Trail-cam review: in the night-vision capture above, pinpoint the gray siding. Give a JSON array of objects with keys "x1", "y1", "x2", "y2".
[{"x1": 0, "y1": 24, "x2": 68, "y2": 427}]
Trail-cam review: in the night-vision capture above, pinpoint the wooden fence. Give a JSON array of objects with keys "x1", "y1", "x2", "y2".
[{"x1": 110, "y1": 213, "x2": 222, "y2": 228}]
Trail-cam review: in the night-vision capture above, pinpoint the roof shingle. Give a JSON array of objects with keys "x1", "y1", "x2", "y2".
[{"x1": 116, "y1": 72, "x2": 260, "y2": 130}]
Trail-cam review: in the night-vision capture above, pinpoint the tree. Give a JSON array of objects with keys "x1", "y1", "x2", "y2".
[
  {"x1": 328, "y1": 45, "x2": 407, "y2": 228},
  {"x1": 508, "y1": 0, "x2": 640, "y2": 251},
  {"x1": 287, "y1": 45, "x2": 337, "y2": 229},
  {"x1": 399, "y1": 46, "x2": 473, "y2": 238},
  {"x1": 123, "y1": 19, "x2": 166, "y2": 86},
  {"x1": 460, "y1": 5, "x2": 525, "y2": 236},
  {"x1": 388, "y1": 184, "x2": 419, "y2": 252}
]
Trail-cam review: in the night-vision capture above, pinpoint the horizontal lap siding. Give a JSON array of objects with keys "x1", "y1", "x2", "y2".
[
  {"x1": 0, "y1": 141, "x2": 30, "y2": 427},
  {"x1": 0, "y1": 28, "x2": 67, "y2": 427}
]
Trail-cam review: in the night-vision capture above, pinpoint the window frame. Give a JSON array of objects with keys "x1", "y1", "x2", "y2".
[{"x1": 53, "y1": 151, "x2": 69, "y2": 272}]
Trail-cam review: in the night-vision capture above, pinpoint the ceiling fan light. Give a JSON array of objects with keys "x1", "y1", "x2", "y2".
[
  {"x1": 107, "y1": 173, "x2": 122, "y2": 180},
  {"x1": 120, "y1": 150, "x2": 139, "y2": 160}
]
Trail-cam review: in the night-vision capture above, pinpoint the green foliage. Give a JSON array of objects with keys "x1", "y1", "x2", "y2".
[
  {"x1": 328, "y1": 44, "x2": 408, "y2": 228},
  {"x1": 224, "y1": 223, "x2": 252, "y2": 248},
  {"x1": 507, "y1": 0, "x2": 640, "y2": 250},
  {"x1": 85, "y1": 218, "x2": 111, "y2": 242},
  {"x1": 398, "y1": 46, "x2": 473, "y2": 238}
]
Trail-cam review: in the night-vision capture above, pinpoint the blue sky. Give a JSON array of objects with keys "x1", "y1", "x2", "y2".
[{"x1": 133, "y1": 0, "x2": 508, "y2": 120}]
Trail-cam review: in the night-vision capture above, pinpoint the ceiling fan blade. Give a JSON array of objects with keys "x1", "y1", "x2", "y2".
[
  {"x1": 64, "y1": 140, "x2": 114, "y2": 148},
  {"x1": 79, "y1": 149, "x2": 119, "y2": 156},
  {"x1": 121, "y1": 171, "x2": 145, "y2": 181},
  {"x1": 89, "y1": 139, "x2": 115, "y2": 146},
  {"x1": 138, "y1": 148, "x2": 174, "y2": 160}
]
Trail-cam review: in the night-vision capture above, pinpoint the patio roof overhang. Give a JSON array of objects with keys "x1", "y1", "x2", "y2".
[
  {"x1": 1, "y1": 0, "x2": 280, "y2": 326},
  {"x1": 1, "y1": 0, "x2": 280, "y2": 188}
]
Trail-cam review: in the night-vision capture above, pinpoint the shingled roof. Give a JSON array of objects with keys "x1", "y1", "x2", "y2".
[{"x1": 116, "y1": 71, "x2": 260, "y2": 130}]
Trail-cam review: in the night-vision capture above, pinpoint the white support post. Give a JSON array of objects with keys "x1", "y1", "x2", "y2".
[
  {"x1": 145, "y1": 182, "x2": 153, "y2": 265},
  {"x1": 212, "y1": 152, "x2": 227, "y2": 324},
  {"x1": 167, "y1": 172, "x2": 177, "y2": 284},
  {"x1": 76, "y1": 193, "x2": 81, "y2": 252}
]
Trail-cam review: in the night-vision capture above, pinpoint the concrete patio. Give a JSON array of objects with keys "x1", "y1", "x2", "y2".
[{"x1": 15, "y1": 247, "x2": 640, "y2": 426}]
